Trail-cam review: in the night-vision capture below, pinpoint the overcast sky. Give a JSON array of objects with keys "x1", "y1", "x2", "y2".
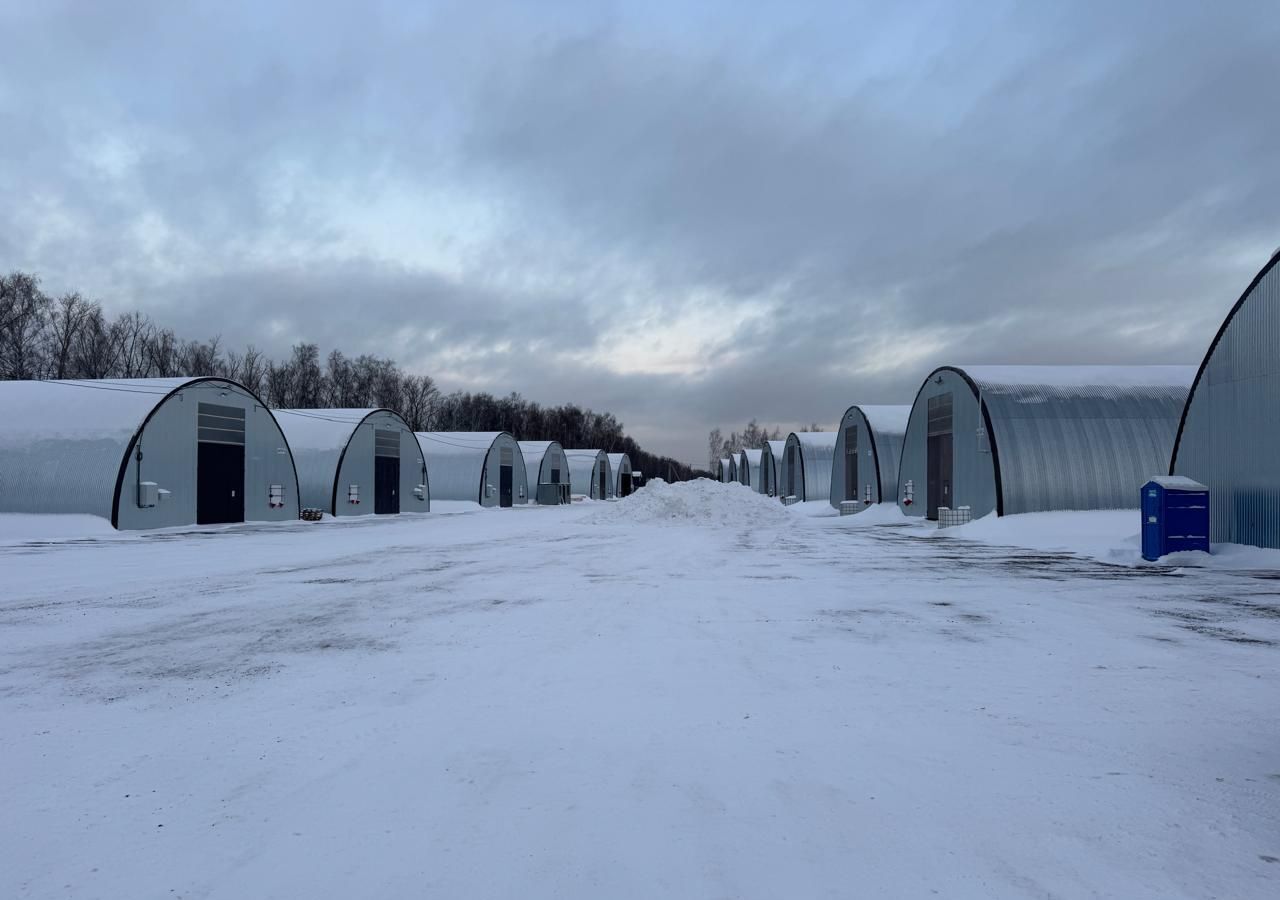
[{"x1": 2, "y1": 0, "x2": 1276, "y2": 466}]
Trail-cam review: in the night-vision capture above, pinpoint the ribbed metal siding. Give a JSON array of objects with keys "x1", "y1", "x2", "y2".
[
  {"x1": 982, "y1": 384, "x2": 1186, "y2": 514},
  {"x1": 782, "y1": 432, "x2": 837, "y2": 502},
  {"x1": 897, "y1": 370, "x2": 998, "y2": 518},
  {"x1": 278, "y1": 409, "x2": 427, "y2": 516},
  {"x1": 760, "y1": 440, "x2": 786, "y2": 497},
  {"x1": 828, "y1": 406, "x2": 909, "y2": 510},
  {"x1": 418, "y1": 432, "x2": 527, "y2": 506},
  {"x1": 900, "y1": 367, "x2": 1191, "y2": 518},
  {"x1": 739, "y1": 448, "x2": 762, "y2": 491},
  {"x1": 565, "y1": 449, "x2": 609, "y2": 499},
  {"x1": 1174, "y1": 256, "x2": 1280, "y2": 547}
]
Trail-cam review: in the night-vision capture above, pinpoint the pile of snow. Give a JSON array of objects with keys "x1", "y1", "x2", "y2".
[{"x1": 585, "y1": 478, "x2": 790, "y2": 527}]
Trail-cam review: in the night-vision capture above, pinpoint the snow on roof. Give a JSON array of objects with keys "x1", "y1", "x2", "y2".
[
  {"x1": 274, "y1": 409, "x2": 388, "y2": 453},
  {"x1": 843, "y1": 404, "x2": 912, "y2": 436},
  {"x1": 607, "y1": 452, "x2": 631, "y2": 472},
  {"x1": 957, "y1": 365, "x2": 1197, "y2": 390},
  {"x1": 564, "y1": 449, "x2": 609, "y2": 497},
  {"x1": 788, "y1": 431, "x2": 838, "y2": 448},
  {"x1": 0, "y1": 377, "x2": 236, "y2": 443},
  {"x1": 1146, "y1": 475, "x2": 1208, "y2": 491},
  {"x1": 416, "y1": 432, "x2": 506, "y2": 457},
  {"x1": 740, "y1": 448, "x2": 762, "y2": 464}
]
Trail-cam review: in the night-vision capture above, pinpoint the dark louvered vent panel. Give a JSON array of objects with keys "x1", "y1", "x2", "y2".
[{"x1": 198, "y1": 403, "x2": 246, "y2": 445}]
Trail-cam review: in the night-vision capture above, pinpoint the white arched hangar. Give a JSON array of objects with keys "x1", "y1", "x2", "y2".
[
  {"x1": 778, "y1": 432, "x2": 837, "y2": 502},
  {"x1": 738, "y1": 448, "x2": 762, "y2": 491},
  {"x1": 416, "y1": 432, "x2": 528, "y2": 507},
  {"x1": 828, "y1": 405, "x2": 910, "y2": 512},
  {"x1": 519, "y1": 441, "x2": 570, "y2": 504},
  {"x1": 0, "y1": 377, "x2": 299, "y2": 529},
  {"x1": 275, "y1": 408, "x2": 428, "y2": 516},
  {"x1": 898, "y1": 366, "x2": 1193, "y2": 520},
  {"x1": 608, "y1": 452, "x2": 634, "y2": 497},
  {"x1": 1172, "y1": 251, "x2": 1280, "y2": 547},
  {"x1": 565, "y1": 449, "x2": 612, "y2": 499}
]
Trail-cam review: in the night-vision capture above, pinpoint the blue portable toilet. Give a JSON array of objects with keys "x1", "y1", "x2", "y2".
[{"x1": 1141, "y1": 476, "x2": 1210, "y2": 561}]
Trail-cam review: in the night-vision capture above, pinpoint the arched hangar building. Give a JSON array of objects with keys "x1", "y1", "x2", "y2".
[
  {"x1": 0, "y1": 377, "x2": 299, "y2": 529},
  {"x1": 519, "y1": 441, "x2": 569, "y2": 504},
  {"x1": 565, "y1": 449, "x2": 612, "y2": 499},
  {"x1": 417, "y1": 432, "x2": 528, "y2": 507},
  {"x1": 1172, "y1": 251, "x2": 1280, "y2": 548},
  {"x1": 738, "y1": 448, "x2": 762, "y2": 492},
  {"x1": 275, "y1": 409, "x2": 428, "y2": 516},
  {"x1": 759, "y1": 440, "x2": 786, "y2": 497},
  {"x1": 607, "y1": 453, "x2": 634, "y2": 497},
  {"x1": 778, "y1": 431, "x2": 838, "y2": 502},
  {"x1": 898, "y1": 366, "x2": 1194, "y2": 520},
  {"x1": 719, "y1": 457, "x2": 737, "y2": 484},
  {"x1": 828, "y1": 405, "x2": 911, "y2": 512}
]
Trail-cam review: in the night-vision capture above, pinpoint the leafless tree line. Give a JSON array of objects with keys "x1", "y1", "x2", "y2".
[
  {"x1": 1, "y1": 271, "x2": 697, "y2": 479},
  {"x1": 707, "y1": 419, "x2": 824, "y2": 471}
]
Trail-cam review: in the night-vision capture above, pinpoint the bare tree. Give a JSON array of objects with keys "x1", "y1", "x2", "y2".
[
  {"x1": 72, "y1": 307, "x2": 122, "y2": 379},
  {"x1": 0, "y1": 271, "x2": 49, "y2": 380},
  {"x1": 400, "y1": 373, "x2": 438, "y2": 431},
  {"x1": 112, "y1": 311, "x2": 155, "y2": 378},
  {"x1": 44, "y1": 292, "x2": 93, "y2": 379}
]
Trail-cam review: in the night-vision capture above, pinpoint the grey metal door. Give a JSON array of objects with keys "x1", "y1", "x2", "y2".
[
  {"x1": 786, "y1": 445, "x2": 796, "y2": 497},
  {"x1": 197, "y1": 443, "x2": 245, "y2": 525},
  {"x1": 500, "y1": 465, "x2": 513, "y2": 508},
  {"x1": 927, "y1": 433, "x2": 953, "y2": 520},
  {"x1": 375, "y1": 456, "x2": 399, "y2": 514},
  {"x1": 844, "y1": 426, "x2": 858, "y2": 501}
]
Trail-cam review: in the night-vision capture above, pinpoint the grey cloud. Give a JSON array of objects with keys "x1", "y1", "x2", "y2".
[{"x1": 1, "y1": 0, "x2": 1277, "y2": 465}]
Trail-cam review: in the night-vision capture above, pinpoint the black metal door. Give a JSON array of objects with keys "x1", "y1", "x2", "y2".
[
  {"x1": 197, "y1": 442, "x2": 245, "y2": 525},
  {"x1": 598, "y1": 467, "x2": 606, "y2": 499},
  {"x1": 927, "y1": 432, "x2": 953, "y2": 520},
  {"x1": 375, "y1": 456, "x2": 400, "y2": 514},
  {"x1": 786, "y1": 445, "x2": 796, "y2": 497},
  {"x1": 499, "y1": 465, "x2": 513, "y2": 508},
  {"x1": 844, "y1": 426, "x2": 858, "y2": 501},
  {"x1": 620, "y1": 473, "x2": 632, "y2": 497}
]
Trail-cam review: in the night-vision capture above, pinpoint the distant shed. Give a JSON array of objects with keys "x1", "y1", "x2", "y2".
[
  {"x1": 275, "y1": 408, "x2": 428, "y2": 516},
  {"x1": 719, "y1": 457, "x2": 737, "y2": 484},
  {"x1": 898, "y1": 366, "x2": 1194, "y2": 520},
  {"x1": 607, "y1": 452, "x2": 634, "y2": 497},
  {"x1": 828, "y1": 405, "x2": 911, "y2": 511},
  {"x1": 759, "y1": 440, "x2": 787, "y2": 497},
  {"x1": 1172, "y1": 251, "x2": 1280, "y2": 547},
  {"x1": 565, "y1": 449, "x2": 612, "y2": 499},
  {"x1": 779, "y1": 432, "x2": 838, "y2": 502},
  {"x1": 518, "y1": 441, "x2": 569, "y2": 504},
  {"x1": 416, "y1": 432, "x2": 528, "y2": 507},
  {"x1": 738, "y1": 448, "x2": 763, "y2": 492},
  {"x1": 0, "y1": 377, "x2": 299, "y2": 529}
]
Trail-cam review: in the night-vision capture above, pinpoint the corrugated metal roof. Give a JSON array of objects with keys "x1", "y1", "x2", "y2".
[
  {"x1": 738, "y1": 448, "x2": 763, "y2": 491},
  {"x1": 418, "y1": 431, "x2": 525, "y2": 504},
  {"x1": 607, "y1": 453, "x2": 632, "y2": 495},
  {"x1": 904, "y1": 365, "x2": 1194, "y2": 516},
  {"x1": 783, "y1": 431, "x2": 837, "y2": 502},
  {"x1": 830, "y1": 404, "x2": 911, "y2": 509},
  {"x1": 518, "y1": 441, "x2": 567, "y2": 495},
  {"x1": 564, "y1": 449, "x2": 611, "y2": 499},
  {"x1": 0, "y1": 377, "x2": 298, "y2": 527},
  {"x1": 276, "y1": 409, "x2": 423, "y2": 514},
  {"x1": 1173, "y1": 252, "x2": 1280, "y2": 547}
]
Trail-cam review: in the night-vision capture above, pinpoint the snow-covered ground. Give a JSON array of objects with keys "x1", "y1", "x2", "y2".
[{"x1": 3, "y1": 481, "x2": 1279, "y2": 898}]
